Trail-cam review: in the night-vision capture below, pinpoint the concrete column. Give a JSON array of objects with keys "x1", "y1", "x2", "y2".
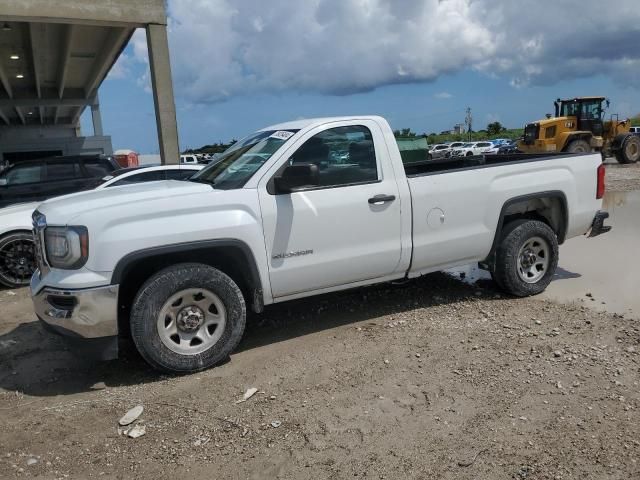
[
  {"x1": 91, "y1": 94, "x2": 104, "y2": 137},
  {"x1": 146, "y1": 24, "x2": 179, "y2": 165}
]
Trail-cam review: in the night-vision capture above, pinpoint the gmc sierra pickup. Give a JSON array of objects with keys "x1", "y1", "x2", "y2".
[{"x1": 30, "y1": 116, "x2": 610, "y2": 373}]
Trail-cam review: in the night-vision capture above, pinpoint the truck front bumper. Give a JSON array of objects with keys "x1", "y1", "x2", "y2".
[
  {"x1": 31, "y1": 274, "x2": 119, "y2": 360},
  {"x1": 587, "y1": 210, "x2": 612, "y2": 238}
]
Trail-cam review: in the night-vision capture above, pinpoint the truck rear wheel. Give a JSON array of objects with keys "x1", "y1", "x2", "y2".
[
  {"x1": 492, "y1": 219, "x2": 558, "y2": 297},
  {"x1": 130, "y1": 263, "x2": 246, "y2": 373},
  {"x1": 615, "y1": 134, "x2": 640, "y2": 164},
  {"x1": 566, "y1": 139, "x2": 591, "y2": 153}
]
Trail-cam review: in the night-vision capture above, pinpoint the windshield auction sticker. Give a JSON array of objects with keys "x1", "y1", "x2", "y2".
[{"x1": 269, "y1": 131, "x2": 295, "y2": 140}]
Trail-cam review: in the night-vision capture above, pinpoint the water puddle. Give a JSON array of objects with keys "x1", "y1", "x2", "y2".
[{"x1": 447, "y1": 190, "x2": 640, "y2": 318}]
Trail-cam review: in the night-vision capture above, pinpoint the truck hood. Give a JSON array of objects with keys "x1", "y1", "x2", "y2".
[
  {"x1": 35, "y1": 180, "x2": 263, "y2": 274},
  {"x1": 37, "y1": 180, "x2": 213, "y2": 224}
]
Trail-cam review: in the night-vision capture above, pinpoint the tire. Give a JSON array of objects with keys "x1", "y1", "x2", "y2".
[
  {"x1": 566, "y1": 139, "x2": 591, "y2": 153},
  {"x1": 616, "y1": 134, "x2": 640, "y2": 164},
  {"x1": 492, "y1": 219, "x2": 558, "y2": 297},
  {"x1": 0, "y1": 232, "x2": 36, "y2": 288},
  {"x1": 130, "y1": 263, "x2": 246, "y2": 373},
  {"x1": 466, "y1": 151, "x2": 473, "y2": 157}
]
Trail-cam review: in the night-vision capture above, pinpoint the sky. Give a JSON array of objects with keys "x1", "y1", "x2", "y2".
[{"x1": 82, "y1": 0, "x2": 640, "y2": 154}]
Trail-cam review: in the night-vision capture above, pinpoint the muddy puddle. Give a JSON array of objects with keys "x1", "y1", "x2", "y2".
[{"x1": 447, "y1": 190, "x2": 640, "y2": 318}]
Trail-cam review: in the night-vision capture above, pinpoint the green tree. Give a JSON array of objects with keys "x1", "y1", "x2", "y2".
[
  {"x1": 394, "y1": 128, "x2": 417, "y2": 138},
  {"x1": 486, "y1": 121, "x2": 505, "y2": 136}
]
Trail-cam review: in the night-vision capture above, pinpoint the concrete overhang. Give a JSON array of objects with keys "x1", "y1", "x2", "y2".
[{"x1": 0, "y1": 0, "x2": 165, "y2": 127}]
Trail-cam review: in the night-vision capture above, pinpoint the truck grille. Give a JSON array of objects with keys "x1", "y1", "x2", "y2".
[{"x1": 523, "y1": 123, "x2": 539, "y2": 145}]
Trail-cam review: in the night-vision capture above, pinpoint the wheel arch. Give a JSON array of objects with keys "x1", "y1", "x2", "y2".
[
  {"x1": 484, "y1": 191, "x2": 568, "y2": 268},
  {"x1": 560, "y1": 132, "x2": 593, "y2": 151},
  {"x1": 0, "y1": 228, "x2": 33, "y2": 238},
  {"x1": 112, "y1": 239, "x2": 264, "y2": 336}
]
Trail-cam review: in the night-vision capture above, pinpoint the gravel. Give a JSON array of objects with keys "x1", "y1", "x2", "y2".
[{"x1": 1, "y1": 273, "x2": 639, "y2": 479}]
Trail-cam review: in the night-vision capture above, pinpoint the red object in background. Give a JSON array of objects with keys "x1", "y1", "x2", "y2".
[{"x1": 113, "y1": 149, "x2": 139, "y2": 168}]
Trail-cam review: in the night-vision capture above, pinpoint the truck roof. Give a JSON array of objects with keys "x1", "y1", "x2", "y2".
[{"x1": 261, "y1": 115, "x2": 384, "y2": 131}]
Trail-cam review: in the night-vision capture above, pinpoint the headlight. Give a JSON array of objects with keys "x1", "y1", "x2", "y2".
[{"x1": 44, "y1": 226, "x2": 89, "y2": 269}]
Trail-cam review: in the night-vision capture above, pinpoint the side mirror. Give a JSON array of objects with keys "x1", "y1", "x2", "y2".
[
  {"x1": 0, "y1": 178, "x2": 7, "y2": 187},
  {"x1": 274, "y1": 163, "x2": 320, "y2": 193}
]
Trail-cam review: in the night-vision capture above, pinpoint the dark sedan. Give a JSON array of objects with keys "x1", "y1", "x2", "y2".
[{"x1": 0, "y1": 155, "x2": 120, "y2": 208}]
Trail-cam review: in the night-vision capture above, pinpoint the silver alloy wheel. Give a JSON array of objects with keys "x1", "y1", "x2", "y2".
[
  {"x1": 517, "y1": 236, "x2": 550, "y2": 283},
  {"x1": 157, "y1": 288, "x2": 227, "y2": 355}
]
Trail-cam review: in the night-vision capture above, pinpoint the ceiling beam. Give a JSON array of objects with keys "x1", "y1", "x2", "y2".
[
  {"x1": 58, "y1": 24, "x2": 74, "y2": 99},
  {"x1": 84, "y1": 26, "x2": 131, "y2": 98},
  {"x1": 0, "y1": 97, "x2": 94, "y2": 107},
  {"x1": 0, "y1": 62, "x2": 13, "y2": 99},
  {"x1": 28, "y1": 23, "x2": 42, "y2": 99},
  {"x1": 0, "y1": 108, "x2": 9, "y2": 125},
  {"x1": 70, "y1": 106, "x2": 82, "y2": 127},
  {"x1": 15, "y1": 107, "x2": 25, "y2": 125}
]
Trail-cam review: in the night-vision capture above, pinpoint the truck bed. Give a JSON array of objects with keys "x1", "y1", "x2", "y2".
[{"x1": 403, "y1": 152, "x2": 579, "y2": 177}]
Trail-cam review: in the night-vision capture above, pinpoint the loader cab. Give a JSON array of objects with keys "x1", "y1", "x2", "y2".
[{"x1": 555, "y1": 97, "x2": 605, "y2": 137}]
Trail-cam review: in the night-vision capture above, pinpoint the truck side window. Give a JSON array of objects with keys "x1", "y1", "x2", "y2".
[{"x1": 291, "y1": 125, "x2": 379, "y2": 188}]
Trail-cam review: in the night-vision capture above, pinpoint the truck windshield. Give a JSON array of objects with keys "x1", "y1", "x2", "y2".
[{"x1": 190, "y1": 129, "x2": 298, "y2": 189}]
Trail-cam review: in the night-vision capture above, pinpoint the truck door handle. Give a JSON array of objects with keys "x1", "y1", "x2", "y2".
[{"x1": 368, "y1": 194, "x2": 396, "y2": 204}]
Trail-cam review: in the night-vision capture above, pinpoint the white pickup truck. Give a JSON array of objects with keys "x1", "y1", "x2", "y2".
[{"x1": 30, "y1": 116, "x2": 610, "y2": 373}]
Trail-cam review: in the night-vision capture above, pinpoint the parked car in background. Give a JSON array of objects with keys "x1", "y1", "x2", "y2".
[
  {"x1": 180, "y1": 154, "x2": 199, "y2": 164},
  {"x1": 428, "y1": 144, "x2": 451, "y2": 159},
  {"x1": 100, "y1": 164, "x2": 203, "y2": 187},
  {"x1": 443, "y1": 142, "x2": 465, "y2": 158},
  {"x1": 630, "y1": 126, "x2": 640, "y2": 136},
  {"x1": 484, "y1": 144, "x2": 501, "y2": 155},
  {"x1": 496, "y1": 141, "x2": 521, "y2": 155},
  {"x1": 0, "y1": 155, "x2": 120, "y2": 208},
  {"x1": 29, "y1": 115, "x2": 610, "y2": 373},
  {"x1": 198, "y1": 153, "x2": 224, "y2": 165},
  {"x1": 0, "y1": 164, "x2": 203, "y2": 288},
  {"x1": 451, "y1": 141, "x2": 494, "y2": 157}
]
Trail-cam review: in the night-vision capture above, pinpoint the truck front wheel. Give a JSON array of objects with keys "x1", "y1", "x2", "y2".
[
  {"x1": 130, "y1": 263, "x2": 246, "y2": 373},
  {"x1": 492, "y1": 220, "x2": 558, "y2": 297}
]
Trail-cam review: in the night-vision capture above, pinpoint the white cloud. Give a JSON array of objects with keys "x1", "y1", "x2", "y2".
[
  {"x1": 126, "y1": 0, "x2": 640, "y2": 103},
  {"x1": 108, "y1": 52, "x2": 132, "y2": 80},
  {"x1": 435, "y1": 92, "x2": 453, "y2": 99}
]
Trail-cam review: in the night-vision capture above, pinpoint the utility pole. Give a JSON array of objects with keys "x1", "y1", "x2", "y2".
[{"x1": 465, "y1": 107, "x2": 473, "y2": 141}]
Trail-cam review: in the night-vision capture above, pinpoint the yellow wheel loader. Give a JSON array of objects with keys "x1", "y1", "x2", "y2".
[{"x1": 517, "y1": 97, "x2": 640, "y2": 163}]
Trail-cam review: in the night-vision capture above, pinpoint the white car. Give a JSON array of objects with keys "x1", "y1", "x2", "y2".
[
  {"x1": 0, "y1": 164, "x2": 203, "y2": 288},
  {"x1": 452, "y1": 141, "x2": 494, "y2": 157},
  {"x1": 428, "y1": 144, "x2": 451, "y2": 159},
  {"x1": 180, "y1": 154, "x2": 199, "y2": 164},
  {"x1": 29, "y1": 115, "x2": 609, "y2": 373}
]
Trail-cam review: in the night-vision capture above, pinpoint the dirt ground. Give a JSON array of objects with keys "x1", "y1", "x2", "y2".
[
  {"x1": 604, "y1": 160, "x2": 640, "y2": 192},
  {"x1": 1, "y1": 163, "x2": 639, "y2": 480}
]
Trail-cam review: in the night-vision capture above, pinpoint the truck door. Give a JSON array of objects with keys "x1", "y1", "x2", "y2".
[{"x1": 258, "y1": 121, "x2": 403, "y2": 298}]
